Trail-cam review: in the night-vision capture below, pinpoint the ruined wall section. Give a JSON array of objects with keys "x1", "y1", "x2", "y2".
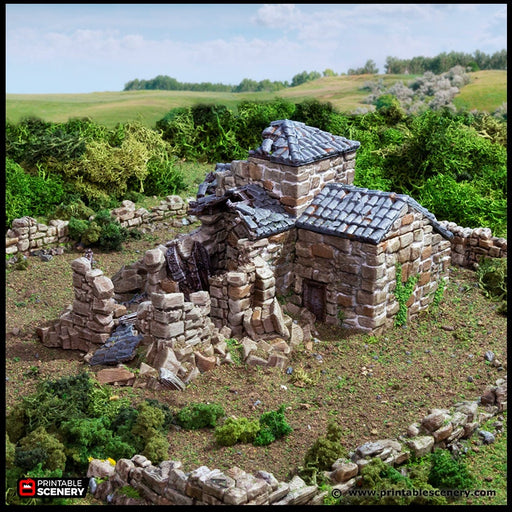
[
  {"x1": 439, "y1": 221, "x2": 507, "y2": 268},
  {"x1": 293, "y1": 207, "x2": 451, "y2": 333},
  {"x1": 38, "y1": 257, "x2": 122, "y2": 351}
]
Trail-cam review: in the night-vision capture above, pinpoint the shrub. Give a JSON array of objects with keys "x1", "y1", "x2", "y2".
[
  {"x1": 6, "y1": 434, "x2": 16, "y2": 468},
  {"x1": 68, "y1": 210, "x2": 130, "y2": 250},
  {"x1": 141, "y1": 432, "x2": 170, "y2": 464},
  {"x1": 131, "y1": 401, "x2": 166, "y2": 438},
  {"x1": 215, "y1": 417, "x2": 261, "y2": 446},
  {"x1": 5, "y1": 157, "x2": 65, "y2": 228},
  {"x1": 176, "y1": 403, "x2": 225, "y2": 430},
  {"x1": 18, "y1": 426, "x2": 67, "y2": 472},
  {"x1": 428, "y1": 449, "x2": 475, "y2": 490},
  {"x1": 476, "y1": 257, "x2": 507, "y2": 301},
  {"x1": 341, "y1": 457, "x2": 447, "y2": 505},
  {"x1": 253, "y1": 405, "x2": 292, "y2": 446},
  {"x1": 301, "y1": 421, "x2": 347, "y2": 484}
]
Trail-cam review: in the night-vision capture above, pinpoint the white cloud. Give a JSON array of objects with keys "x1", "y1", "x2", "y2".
[{"x1": 252, "y1": 4, "x2": 303, "y2": 30}]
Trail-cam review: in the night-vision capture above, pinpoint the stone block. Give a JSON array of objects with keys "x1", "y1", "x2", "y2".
[
  {"x1": 71, "y1": 257, "x2": 92, "y2": 275},
  {"x1": 151, "y1": 293, "x2": 185, "y2": 310},
  {"x1": 194, "y1": 352, "x2": 217, "y2": 372},
  {"x1": 405, "y1": 435, "x2": 434, "y2": 457},
  {"x1": 92, "y1": 276, "x2": 115, "y2": 299}
]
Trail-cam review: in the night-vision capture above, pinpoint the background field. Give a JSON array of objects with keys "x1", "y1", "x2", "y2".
[{"x1": 6, "y1": 71, "x2": 506, "y2": 129}]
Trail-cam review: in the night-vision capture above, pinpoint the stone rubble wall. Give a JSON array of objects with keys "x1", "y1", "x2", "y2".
[
  {"x1": 439, "y1": 221, "x2": 507, "y2": 269},
  {"x1": 37, "y1": 257, "x2": 124, "y2": 352},
  {"x1": 293, "y1": 207, "x2": 451, "y2": 333},
  {"x1": 5, "y1": 195, "x2": 189, "y2": 256},
  {"x1": 88, "y1": 374, "x2": 506, "y2": 505},
  {"x1": 6, "y1": 217, "x2": 70, "y2": 256},
  {"x1": 215, "y1": 152, "x2": 356, "y2": 217}
]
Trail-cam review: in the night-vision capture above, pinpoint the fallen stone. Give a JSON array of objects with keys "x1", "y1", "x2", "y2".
[
  {"x1": 96, "y1": 367, "x2": 135, "y2": 386},
  {"x1": 194, "y1": 352, "x2": 217, "y2": 372},
  {"x1": 159, "y1": 367, "x2": 186, "y2": 390}
]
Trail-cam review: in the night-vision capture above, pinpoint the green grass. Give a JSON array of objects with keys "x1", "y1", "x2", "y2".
[
  {"x1": 453, "y1": 70, "x2": 507, "y2": 113},
  {"x1": 6, "y1": 71, "x2": 505, "y2": 129},
  {"x1": 463, "y1": 411, "x2": 507, "y2": 506}
]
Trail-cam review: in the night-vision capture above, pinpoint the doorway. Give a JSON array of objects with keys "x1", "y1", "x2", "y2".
[{"x1": 303, "y1": 280, "x2": 326, "y2": 322}]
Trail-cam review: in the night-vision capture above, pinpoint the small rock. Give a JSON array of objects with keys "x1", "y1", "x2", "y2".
[
  {"x1": 484, "y1": 476, "x2": 493, "y2": 482},
  {"x1": 478, "y1": 430, "x2": 496, "y2": 445},
  {"x1": 286, "y1": 367, "x2": 293, "y2": 375},
  {"x1": 467, "y1": 376, "x2": 474, "y2": 383},
  {"x1": 484, "y1": 351, "x2": 495, "y2": 363},
  {"x1": 441, "y1": 325, "x2": 455, "y2": 331}
]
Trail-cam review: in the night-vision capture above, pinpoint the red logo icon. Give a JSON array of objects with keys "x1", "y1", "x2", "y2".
[{"x1": 18, "y1": 479, "x2": 36, "y2": 497}]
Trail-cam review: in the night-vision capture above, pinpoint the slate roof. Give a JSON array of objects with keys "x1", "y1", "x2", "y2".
[
  {"x1": 296, "y1": 183, "x2": 454, "y2": 244},
  {"x1": 249, "y1": 119, "x2": 360, "y2": 167},
  {"x1": 88, "y1": 321, "x2": 143, "y2": 366},
  {"x1": 189, "y1": 183, "x2": 295, "y2": 240}
]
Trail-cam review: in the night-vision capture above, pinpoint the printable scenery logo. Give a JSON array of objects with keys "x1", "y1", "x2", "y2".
[{"x1": 18, "y1": 478, "x2": 89, "y2": 498}]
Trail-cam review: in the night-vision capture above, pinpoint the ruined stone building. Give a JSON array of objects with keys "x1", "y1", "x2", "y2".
[
  {"x1": 187, "y1": 119, "x2": 453, "y2": 334},
  {"x1": 39, "y1": 120, "x2": 455, "y2": 385}
]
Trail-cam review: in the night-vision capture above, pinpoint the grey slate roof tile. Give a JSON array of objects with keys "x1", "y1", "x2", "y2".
[
  {"x1": 296, "y1": 183, "x2": 453, "y2": 244},
  {"x1": 249, "y1": 119, "x2": 360, "y2": 167}
]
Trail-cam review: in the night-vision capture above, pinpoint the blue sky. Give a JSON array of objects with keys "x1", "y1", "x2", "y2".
[{"x1": 5, "y1": 3, "x2": 507, "y2": 94}]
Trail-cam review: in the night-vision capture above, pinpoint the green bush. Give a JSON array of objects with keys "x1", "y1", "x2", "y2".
[
  {"x1": 176, "y1": 402, "x2": 225, "y2": 430},
  {"x1": 301, "y1": 421, "x2": 347, "y2": 484},
  {"x1": 214, "y1": 417, "x2": 261, "y2": 446},
  {"x1": 476, "y1": 257, "x2": 507, "y2": 302},
  {"x1": 141, "y1": 432, "x2": 170, "y2": 464},
  {"x1": 253, "y1": 405, "x2": 292, "y2": 446},
  {"x1": 340, "y1": 457, "x2": 447, "y2": 505},
  {"x1": 5, "y1": 157, "x2": 65, "y2": 228},
  {"x1": 5, "y1": 372, "x2": 178, "y2": 480},
  {"x1": 428, "y1": 449, "x2": 475, "y2": 490},
  {"x1": 17, "y1": 426, "x2": 67, "y2": 472},
  {"x1": 68, "y1": 210, "x2": 130, "y2": 250}
]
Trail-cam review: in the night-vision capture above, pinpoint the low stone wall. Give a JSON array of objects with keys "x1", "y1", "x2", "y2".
[
  {"x1": 5, "y1": 195, "x2": 189, "y2": 256},
  {"x1": 439, "y1": 221, "x2": 507, "y2": 269},
  {"x1": 6, "y1": 217, "x2": 70, "y2": 256},
  {"x1": 87, "y1": 374, "x2": 506, "y2": 505}
]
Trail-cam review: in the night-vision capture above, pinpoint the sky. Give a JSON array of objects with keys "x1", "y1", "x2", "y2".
[{"x1": 5, "y1": 3, "x2": 508, "y2": 94}]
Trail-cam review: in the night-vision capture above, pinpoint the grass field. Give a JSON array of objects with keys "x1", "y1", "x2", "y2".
[
  {"x1": 453, "y1": 70, "x2": 507, "y2": 112},
  {"x1": 6, "y1": 71, "x2": 506, "y2": 129}
]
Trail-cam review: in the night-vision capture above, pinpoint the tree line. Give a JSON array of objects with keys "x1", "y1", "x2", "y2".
[
  {"x1": 123, "y1": 49, "x2": 506, "y2": 93},
  {"x1": 384, "y1": 49, "x2": 507, "y2": 75}
]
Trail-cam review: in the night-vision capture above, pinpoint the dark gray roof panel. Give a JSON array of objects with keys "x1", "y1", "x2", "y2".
[
  {"x1": 249, "y1": 119, "x2": 360, "y2": 166},
  {"x1": 228, "y1": 184, "x2": 296, "y2": 239},
  {"x1": 296, "y1": 184, "x2": 453, "y2": 244}
]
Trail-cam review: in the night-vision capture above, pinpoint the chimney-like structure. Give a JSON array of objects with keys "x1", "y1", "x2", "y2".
[{"x1": 216, "y1": 120, "x2": 360, "y2": 216}]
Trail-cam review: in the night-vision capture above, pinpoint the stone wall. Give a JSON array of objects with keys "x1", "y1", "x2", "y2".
[
  {"x1": 37, "y1": 257, "x2": 124, "y2": 352},
  {"x1": 87, "y1": 374, "x2": 506, "y2": 505},
  {"x1": 6, "y1": 217, "x2": 70, "y2": 256},
  {"x1": 214, "y1": 152, "x2": 357, "y2": 217},
  {"x1": 439, "y1": 221, "x2": 507, "y2": 269},
  {"x1": 5, "y1": 195, "x2": 189, "y2": 256},
  {"x1": 292, "y1": 207, "x2": 451, "y2": 333}
]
